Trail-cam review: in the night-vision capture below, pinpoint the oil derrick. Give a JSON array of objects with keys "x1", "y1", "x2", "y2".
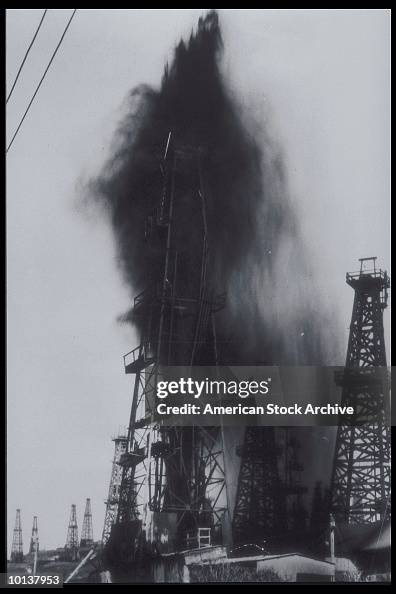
[
  {"x1": 102, "y1": 433, "x2": 128, "y2": 544},
  {"x1": 232, "y1": 426, "x2": 286, "y2": 547},
  {"x1": 282, "y1": 430, "x2": 307, "y2": 537},
  {"x1": 29, "y1": 516, "x2": 39, "y2": 555},
  {"x1": 64, "y1": 504, "x2": 79, "y2": 561},
  {"x1": 331, "y1": 258, "x2": 390, "y2": 524},
  {"x1": 112, "y1": 135, "x2": 228, "y2": 557},
  {"x1": 11, "y1": 509, "x2": 23, "y2": 562},
  {"x1": 80, "y1": 498, "x2": 94, "y2": 550}
]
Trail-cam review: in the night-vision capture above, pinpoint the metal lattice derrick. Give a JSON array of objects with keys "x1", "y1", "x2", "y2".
[
  {"x1": 80, "y1": 499, "x2": 94, "y2": 549},
  {"x1": 331, "y1": 258, "x2": 391, "y2": 525},
  {"x1": 331, "y1": 423, "x2": 390, "y2": 523},
  {"x1": 192, "y1": 426, "x2": 228, "y2": 535},
  {"x1": 147, "y1": 424, "x2": 227, "y2": 547},
  {"x1": 65, "y1": 504, "x2": 79, "y2": 561},
  {"x1": 11, "y1": 509, "x2": 23, "y2": 563},
  {"x1": 166, "y1": 426, "x2": 226, "y2": 521},
  {"x1": 117, "y1": 374, "x2": 145, "y2": 522},
  {"x1": 116, "y1": 363, "x2": 159, "y2": 524},
  {"x1": 102, "y1": 433, "x2": 128, "y2": 545},
  {"x1": 111, "y1": 137, "x2": 228, "y2": 554},
  {"x1": 232, "y1": 426, "x2": 286, "y2": 546}
]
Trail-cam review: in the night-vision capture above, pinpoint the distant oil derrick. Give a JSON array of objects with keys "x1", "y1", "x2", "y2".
[
  {"x1": 331, "y1": 258, "x2": 391, "y2": 524},
  {"x1": 80, "y1": 498, "x2": 94, "y2": 551},
  {"x1": 64, "y1": 504, "x2": 79, "y2": 561},
  {"x1": 102, "y1": 433, "x2": 128, "y2": 545},
  {"x1": 11, "y1": 509, "x2": 23, "y2": 563}
]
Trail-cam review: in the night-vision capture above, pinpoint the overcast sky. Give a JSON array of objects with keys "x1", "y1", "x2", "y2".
[{"x1": 6, "y1": 9, "x2": 390, "y2": 552}]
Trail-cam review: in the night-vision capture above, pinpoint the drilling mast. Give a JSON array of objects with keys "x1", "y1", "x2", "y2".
[
  {"x1": 331, "y1": 258, "x2": 390, "y2": 523},
  {"x1": 64, "y1": 504, "x2": 79, "y2": 561},
  {"x1": 109, "y1": 136, "x2": 228, "y2": 559},
  {"x1": 232, "y1": 426, "x2": 285, "y2": 546},
  {"x1": 10, "y1": 509, "x2": 23, "y2": 563},
  {"x1": 80, "y1": 498, "x2": 94, "y2": 551},
  {"x1": 102, "y1": 433, "x2": 128, "y2": 545}
]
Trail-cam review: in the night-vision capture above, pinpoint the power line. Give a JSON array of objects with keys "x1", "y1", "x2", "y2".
[
  {"x1": 6, "y1": 9, "x2": 48, "y2": 104},
  {"x1": 6, "y1": 9, "x2": 77, "y2": 154}
]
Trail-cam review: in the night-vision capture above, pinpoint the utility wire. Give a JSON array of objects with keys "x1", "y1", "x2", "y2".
[
  {"x1": 6, "y1": 9, "x2": 48, "y2": 104},
  {"x1": 6, "y1": 9, "x2": 77, "y2": 154}
]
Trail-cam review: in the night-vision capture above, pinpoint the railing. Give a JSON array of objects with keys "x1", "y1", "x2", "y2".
[
  {"x1": 346, "y1": 268, "x2": 388, "y2": 282},
  {"x1": 133, "y1": 284, "x2": 157, "y2": 310},
  {"x1": 198, "y1": 527, "x2": 211, "y2": 548},
  {"x1": 123, "y1": 345, "x2": 142, "y2": 370},
  {"x1": 123, "y1": 343, "x2": 156, "y2": 373},
  {"x1": 186, "y1": 527, "x2": 211, "y2": 550},
  {"x1": 118, "y1": 448, "x2": 146, "y2": 468},
  {"x1": 133, "y1": 285, "x2": 227, "y2": 313}
]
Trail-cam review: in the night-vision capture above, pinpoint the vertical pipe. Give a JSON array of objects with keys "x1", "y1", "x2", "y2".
[
  {"x1": 156, "y1": 153, "x2": 176, "y2": 368},
  {"x1": 329, "y1": 514, "x2": 335, "y2": 582}
]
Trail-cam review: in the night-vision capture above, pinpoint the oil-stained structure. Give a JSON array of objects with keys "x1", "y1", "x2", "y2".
[
  {"x1": 232, "y1": 426, "x2": 285, "y2": 545},
  {"x1": 106, "y1": 136, "x2": 228, "y2": 560},
  {"x1": 232, "y1": 426, "x2": 307, "y2": 548}
]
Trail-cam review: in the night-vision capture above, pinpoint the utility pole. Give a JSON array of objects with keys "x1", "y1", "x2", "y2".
[
  {"x1": 329, "y1": 514, "x2": 335, "y2": 582},
  {"x1": 29, "y1": 516, "x2": 39, "y2": 574},
  {"x1": 329, "y1": 514, "x2": 335, "y2": 563},
  {"x1": 29, "y1": 516, "x2": 39, "y2": 554}
]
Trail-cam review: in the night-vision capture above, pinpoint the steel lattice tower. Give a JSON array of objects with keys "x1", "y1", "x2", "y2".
[
  {"x1": 232, "y1": 426, "x2": 286, "y2": 545},
  {"x1": 111, "y1": 137, "x2": 228, "y2": 556},
  {"x1": 102, "y1": 433, "x2": 128, "y2": 544},
  {"x1": 64, "y1": 504, "x2": 79, "y2": 561},
  {"x1": 331, "y1": 258, "x2": 390, "y2": 524},
  {"x1": 80, "y1": 498, "x2": 94, "y2": 549},
  {"x1": 11, "y1": 509, "x2": 23, "y2": 563},
  {"x1": 29, "y1": 516, "x2": 39, "y2": 555}
]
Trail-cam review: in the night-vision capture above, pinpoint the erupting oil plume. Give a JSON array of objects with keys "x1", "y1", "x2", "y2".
[{"x1": 88, "y1": 10, "x2": 339, "y2": 366}]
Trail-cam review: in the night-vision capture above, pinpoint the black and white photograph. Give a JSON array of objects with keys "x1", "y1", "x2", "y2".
[{"x1": 5, "y1": 9, "x2": 391, "y2": 584}]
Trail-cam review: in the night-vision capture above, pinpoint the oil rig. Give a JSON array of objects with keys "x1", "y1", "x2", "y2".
[
  {"x1": 102, "y1": 433, "x2": 128, "y2": 545},
  {"x1": 10, "y1": 509, "x2": 23, "y2": 563},
  {"x1": 80, "y1": 499, "x2": 94, "y2": 552},
  {"x1": 100, "y1": 135, "x2": 390, "y2": 579},
  {"x1": 330, "y1": 258, "x2": 390, "y2": 523},
  {"x1": 64, "y1": 504, "x2": 79, "y2": 562},
  {"x1": 104, "y1": 136, "x2": 229, "y2": 566}
]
